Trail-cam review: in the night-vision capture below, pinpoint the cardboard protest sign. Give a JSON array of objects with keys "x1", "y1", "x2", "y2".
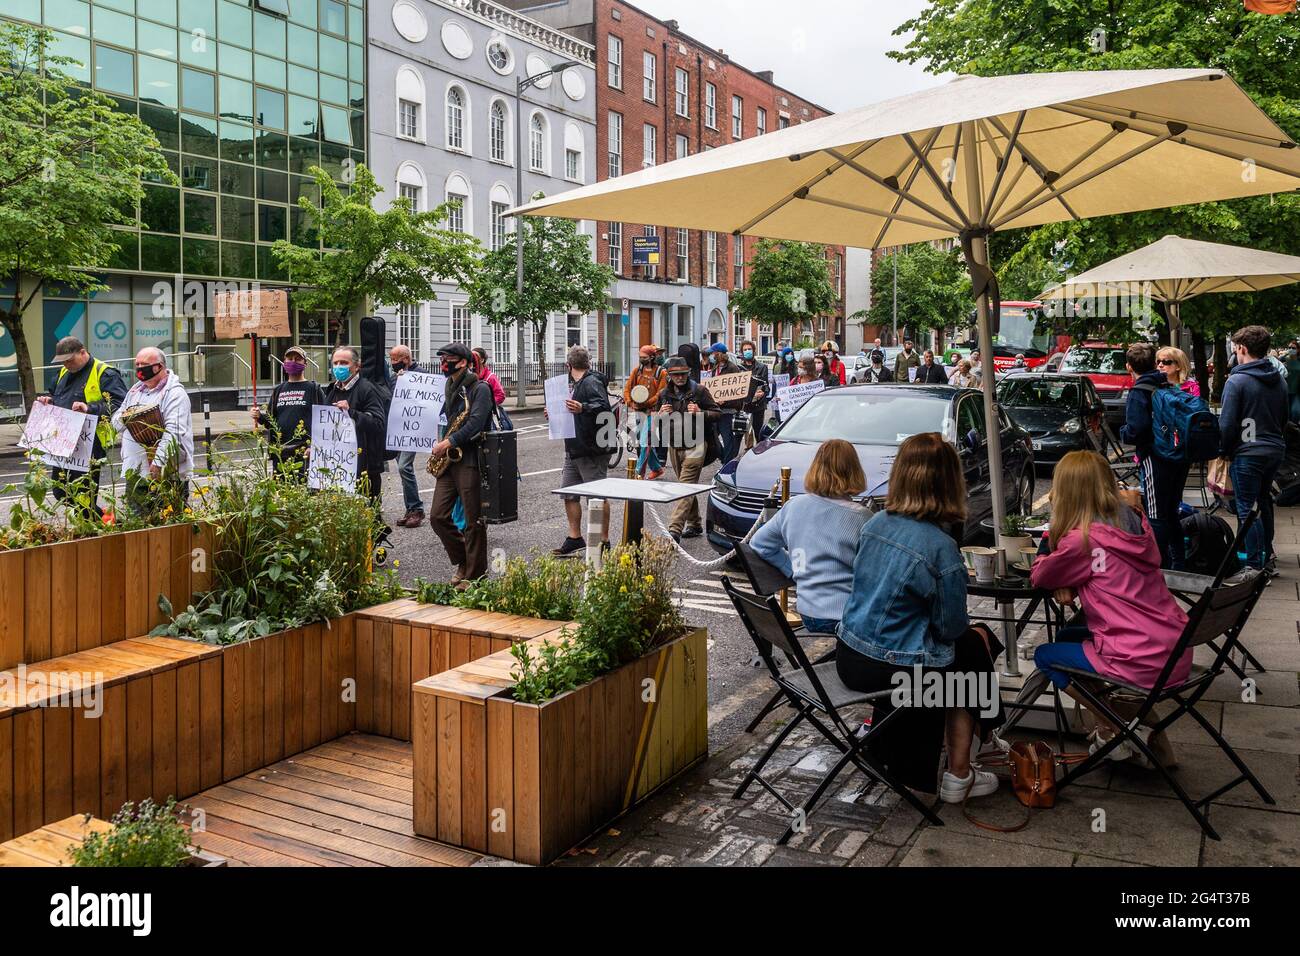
[
  {"x1": 213, "y1": 288, "x2": 291, "y2": 338},
  {"x1": 307, "y1": 405, "x2": 358, "y2": 491},
  {"x1": 544, "y1": 374, "x2": 576, "y2": 440},
  {"x1": 775, "y1": 380, "x2": 825, "y2": 418},
  {"x1": 385, "y1": 371, "x2": 446, "y2": 452},
  {"x1": 20, "y1": 406, "x2": 95, "y2": 473},
  {"x1": 770, "y1": 374, "x2": 790, "y2": 413},
  {"x1": 19, "y1": 402, "x2": 90, "y2": 458},
  {"x1": 703, "y1": 371, "x2": 752, "y2": 403}
]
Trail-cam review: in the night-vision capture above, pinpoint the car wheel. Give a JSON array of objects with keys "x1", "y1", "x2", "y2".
[{"x1": 1015, "y1": 468, "x2": 1035, "y2": 516}]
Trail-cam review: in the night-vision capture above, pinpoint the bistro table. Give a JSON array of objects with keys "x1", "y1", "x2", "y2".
[
  {"x1": 966, "y1": 574, "x2": 1064, "y2": 678},
  {"x1": 549, "y1": 477, "x2": 712, "y2": 545}
]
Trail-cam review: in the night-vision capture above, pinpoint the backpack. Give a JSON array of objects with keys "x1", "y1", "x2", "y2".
[
  {"x1": 1136, "y1": 383, "x2": 1220, "y2": 462},
  {"x1": 1181, "y1": 511, "x2": 1239, "y2": 578}
]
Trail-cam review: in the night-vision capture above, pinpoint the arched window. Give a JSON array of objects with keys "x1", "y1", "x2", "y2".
[
  {"x1": 395, "y1": 66, "x2": 425, "y2": 141},
  {"x1": 396, "y1": 161, "x2": 426, "y2": 212},
  {"x1": 563, "y1": 122, "x2": 585, "y2": 182},
  {"x1": 446, "y1": 86, "x2": 466, "y2": 151},
  {"x1": 490, "y1": 100, "x2": 508, "y2": 163},
  {"x1": 529, "y1": 113, "x2": 546, "y2": 172},
  {"x1": 489, "y1": 183, "x2": 512, "y2": 251},
  {"x1": 444, "y1": 172, "x2": 471, "y2": 235}
]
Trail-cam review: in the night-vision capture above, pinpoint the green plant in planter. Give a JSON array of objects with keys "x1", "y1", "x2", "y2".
[
  {"x1": 411, "y1": 552, "x2": 586, "y2": 620},
  {"x1": 1000, "y1": 512, "x2": 1030, "y2": 537},
  {"x1": 69, "y1": 798, "x2": 193, "y2": 867},
  {"x1": 510, "y1": 634, "x2": 601, "y2": 705}
]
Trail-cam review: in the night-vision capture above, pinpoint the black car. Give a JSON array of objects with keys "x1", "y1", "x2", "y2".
[
  {"x1": 997, "y1": 373, "x2": 1108, "y2": 465},
  {"x1": 706, "y1": 384, "x2": 1036, "y2": 552}
]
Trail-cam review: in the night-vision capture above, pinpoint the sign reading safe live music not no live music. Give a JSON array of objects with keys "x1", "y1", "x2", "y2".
[{"x1": 213, "y1": 288, "x2": 291, "y2": 339}]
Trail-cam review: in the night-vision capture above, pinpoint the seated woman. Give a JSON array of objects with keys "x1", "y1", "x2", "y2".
[
  {"x1": 837, "y1": 433, "x2": 1004, "y2": 804},
  {"x1": 751, "y1": 439, "x2": 870, "y2": 635},
  {"x1": 1030, "y1": 450, "x2": 1189, "y2": 763}
]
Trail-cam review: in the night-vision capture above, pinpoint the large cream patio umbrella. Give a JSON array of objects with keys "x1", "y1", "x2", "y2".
[
  {"x1": 1039, "y1": 234, "x2": 1300, "y2": 335},
  {"x1": 512, "y1": 68, "x2": 1300, "y2": 537}
]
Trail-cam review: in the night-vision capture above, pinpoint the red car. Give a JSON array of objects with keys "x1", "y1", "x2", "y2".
[{"x1": 1050, "y1": 343, "x2": 1132, "y2": 426}]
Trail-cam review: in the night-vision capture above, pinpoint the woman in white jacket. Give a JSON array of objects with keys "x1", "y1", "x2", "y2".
[{"x1": 113, "y1": 348, "x2": 195, "y2": 509}]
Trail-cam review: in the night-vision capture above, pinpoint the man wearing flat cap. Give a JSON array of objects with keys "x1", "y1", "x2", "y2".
[
  {"x1": 37, "y1": 336, "x2": 127, "y2": 517},
  {"x1": 428, "y1": 343, "x2": 494, "y2": 588}
]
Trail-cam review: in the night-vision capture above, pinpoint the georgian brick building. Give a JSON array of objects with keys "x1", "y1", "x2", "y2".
[{"x1": 502, "y1": 0, "x2": 849, "y2": 374}]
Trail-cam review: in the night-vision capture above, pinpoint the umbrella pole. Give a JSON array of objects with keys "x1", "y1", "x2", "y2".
[{"x1": 967, "y1": 241, "x2": 1009, "y2": 548}]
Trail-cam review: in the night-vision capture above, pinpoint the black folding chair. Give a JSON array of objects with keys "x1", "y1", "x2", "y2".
[
  {"x1": 1055, "y1": 571, "x2": 1275, "y2": 840},
  {"x1": 723, "y1": 578, "x2": 943, "y2": 843}
]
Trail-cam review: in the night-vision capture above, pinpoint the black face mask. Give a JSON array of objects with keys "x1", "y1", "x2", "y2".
[
  {"x1": 392, "y1": 361, "x2": 408, "y2": 373},
  {"x1": 441, "y1": 359, "x2": 465, "y2": 377},
  {"x1": 135, "y1": 364, "x2": 162, "y2": 382}
]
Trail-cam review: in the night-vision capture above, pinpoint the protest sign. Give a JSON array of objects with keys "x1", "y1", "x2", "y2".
[
  {"x1": 775, "y1": 380, "x2": 825, "y2": 418},
  {"x1": 770, "y1": 374, "x2": 790, "y2": 413},
  {"x1": 21, "y1": 407, "x2": 95, "y2": 473},
  {"x1": 307, "y1": 405, "x2": 358, "y2": 491},
  {"x1": 19, "y1": 402, "x2": 89, "y2": 459},
  {"x1": 544, "y1": 374, "x2": 576, "y2": 440},
  {"x1": 703, "y1": 371, "x2": 752, "y2": 403},
  {"x1": 213, "y1": 288, "x2": 291, "y2": 338},
  {"x1": 385, "y1": 371, "x2": 446, "y2": 452}
]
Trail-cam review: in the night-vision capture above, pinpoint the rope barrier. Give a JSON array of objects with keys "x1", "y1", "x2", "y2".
[{"x1": 642, "y1": 495, "x2": 772, "y2": 571}]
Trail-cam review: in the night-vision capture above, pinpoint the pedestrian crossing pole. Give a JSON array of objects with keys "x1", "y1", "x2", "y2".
[{"x1": 780, "y1": 466, "x2": 792, "y2": 618}]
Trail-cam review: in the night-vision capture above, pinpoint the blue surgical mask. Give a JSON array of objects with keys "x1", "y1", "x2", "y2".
[
  {"x1": 332, "y1": 365, "x2": 351, "y2": 383},
  {"x1": 743, "y1": 350, "x2": 754, "y2": 360}
]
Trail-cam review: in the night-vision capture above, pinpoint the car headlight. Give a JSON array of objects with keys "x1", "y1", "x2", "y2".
[
  {"x1": 1061, "y1": 418, "x2": 1083, "y2": 434},
  {"x1": 711, "y1": 474, "x2": 739, "y2": 504}
]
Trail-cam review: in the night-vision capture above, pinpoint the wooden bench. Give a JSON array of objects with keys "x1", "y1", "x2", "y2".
[
  {"x1": 0, "y1": 636, "x2": 222, "y2": 841},
  {"x1": 0, "y1": 814, "x2": 113, "y2": 866}
]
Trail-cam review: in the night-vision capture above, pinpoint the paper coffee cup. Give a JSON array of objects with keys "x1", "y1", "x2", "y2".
[
  {"x1": 960, "y1": 546, "x2": 984, "y2": 571},
  {"x1": 908, "y1": 367, "x2": 917, "y2": 382},
  {"x1": 1019, "y1": 547, "x2": 1039, "y2": 569},
  {"x1": 970, "y1": 547, "x2": 998, "y2": 583}
]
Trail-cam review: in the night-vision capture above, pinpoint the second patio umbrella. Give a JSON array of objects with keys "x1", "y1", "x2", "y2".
[{"x1": 513, "y1": 68, "x2": 1300, "y2": 538}]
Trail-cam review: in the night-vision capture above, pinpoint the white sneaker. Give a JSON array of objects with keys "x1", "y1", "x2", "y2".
[
  {"x1": 1088, "y1": 729, "x2": 1137, "y2": 762},
  {"x1": 939, "y1": 769, "x2": 999, "y2": 804}
]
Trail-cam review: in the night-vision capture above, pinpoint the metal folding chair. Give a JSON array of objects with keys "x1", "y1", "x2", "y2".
[
  {"x1": 723, "y1": 578, "x2": 943, "y2": 843},
  {"x1": 1055, "y1": 571, "x2": 1275, "y2": 840}
]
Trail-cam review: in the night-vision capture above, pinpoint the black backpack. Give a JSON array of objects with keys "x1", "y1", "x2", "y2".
[{"x1": 1181, "y1": 511, "x2": 1239, "y2": 578}]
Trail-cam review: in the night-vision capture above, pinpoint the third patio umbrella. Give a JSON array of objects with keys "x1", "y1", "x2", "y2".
[
  {"x1": 1039, "y1": 234, "x2": 1300, "y2": 336},
  {"x1": 512, "y1": 68, "x2": 1300, "y2": 538}
]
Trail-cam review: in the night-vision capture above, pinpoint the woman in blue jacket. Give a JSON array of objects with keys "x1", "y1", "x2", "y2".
[{"x1": 837, "y1": 433, "x2": 1004, "y2": 804}]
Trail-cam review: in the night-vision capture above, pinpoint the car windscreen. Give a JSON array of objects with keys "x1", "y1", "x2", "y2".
[
  {"x1": 1061, "y1": 349, "x2": 1126, "y2": 374},
  {"x1": 777, "y1": 391, "x2": 949, "y2": 445},
  {"x1": 998, "y1": 379, "x2": 1079, "y2": 409}
]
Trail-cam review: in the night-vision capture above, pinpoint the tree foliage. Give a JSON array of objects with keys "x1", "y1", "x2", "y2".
[
  {"x1": 463, "y1": 212, "x2": 614, "y2": 378},
  {"x1": 867, "y1": 243, "x2": 971, "y2": 337},
  {"x1": 0, "y1": 23, "x2": 173, "y2": 408},
  {"x1": 729, "y1": 239, "x2": 838, "y2": 344},
  {"x1": 271, "y1": 164, "x2": 481, "y2": 340},
  {"x1": 891, "y1": 1, "x2": 1300, "y2": 346}
]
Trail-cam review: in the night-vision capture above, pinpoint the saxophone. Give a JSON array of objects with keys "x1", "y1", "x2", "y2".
[{"x1": 427, "y1": 404, "x2": 469, "y2": 477}]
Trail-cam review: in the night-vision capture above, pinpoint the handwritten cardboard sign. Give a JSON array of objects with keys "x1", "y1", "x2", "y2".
[
  {"x1": 19, "y1": 402, "x2": 89, "y2": 458},
  {"x1": 703, "y1": 371, "x2": 752, "y2": 403},
  {"x1": 544, "y1": 374, "x2": 576, "y2": 440},
  {"x1": 20, "y1": 405, "x2": 95, "y2": 473},
  {"x1": 213, "y1": 288, "x2": 291, "y2": 338},
  {"x1": 307, "y1": 405, "x2": 358, "y2": 491},
  {"x1": 775, "y1": 380, "x2": 825, "y2": 419},
  {"x1": 386, "y1": 371, "x2": 446, "y2": 452}
]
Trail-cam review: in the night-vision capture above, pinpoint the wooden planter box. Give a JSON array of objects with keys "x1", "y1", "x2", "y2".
[
  {"x1": 412, "y1": 627, "x2": 708, "y2": 866},
  {"x1": 0, "y1": 522, "x2": 215, "y2": 671}
]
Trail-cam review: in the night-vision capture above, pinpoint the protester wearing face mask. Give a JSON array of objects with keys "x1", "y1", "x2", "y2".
[
  {"x1": 252, "y1": 346, "x2": 326, "y2": 480},
  {"x1": 383, "y1": 345, "x2": 432, "y2": 527},
  {"x1": 820, "y1": 341, "x2": 847, "y2": 386},
  {"x1": 429, "y1": 344, "x2": 495, "y2": 587},
  {"x1": 704, "y1": 343, "x2": 745, "y2": 463},
  {"x1": 113, "y1": 347, "x2": 195, "y2": 512},
  {"x1": 860, "y1": 349, "x2": 894, "y2": 384},
  {"x1": 322, "y1": 346, "x2": 389, "y2": 505},
  {"x1": 624, "y1": 344, "x2": 667, "y2": 479},
  {"x1": 738, "y1": 340, "x2": 770, "y2": 448},
  {"x1": 894, "y1": 340, "x2": 921, "y2": 383},
  {"x1": 813, "y1": 353, "x2": 839, "y2": 389}
]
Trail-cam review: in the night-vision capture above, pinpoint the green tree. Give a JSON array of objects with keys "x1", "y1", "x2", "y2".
[
  {"x1": 271, "y1": 164, "x2": 481, "y2": 344},
  {"x1": 0, "y1": 23, "x2": 173, "y2": 409},
  {"x1": 867, "y1": 243, "x2": 971, "y2": 341},
  {"x1": 464, "y1": 213, "x2": 614, "y2": 383},
  {"x1": 891, "y1": 0, "x2": 1300, "y2": 395},
  {"x1": 729, "y1": 239, "x2": 838, "y2": 345}
]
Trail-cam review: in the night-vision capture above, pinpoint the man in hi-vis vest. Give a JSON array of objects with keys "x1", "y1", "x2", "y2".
[{"x1": 37, "y1": 336, "x2": 127, "y2": 518}]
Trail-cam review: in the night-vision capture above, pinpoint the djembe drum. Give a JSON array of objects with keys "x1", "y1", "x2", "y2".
[{"x1": 121, "y1": 404, "x2": 166, "y2": 455}]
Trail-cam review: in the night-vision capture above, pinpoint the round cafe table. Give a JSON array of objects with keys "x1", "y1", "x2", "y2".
[{"x1": 965, "y1": 574, "x2": 1064, "y2": 678}]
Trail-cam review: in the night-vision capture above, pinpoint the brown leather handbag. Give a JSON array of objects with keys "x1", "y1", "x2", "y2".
[{"x1": 962, "y1": 741, "x2": 1089, "y2": 833}]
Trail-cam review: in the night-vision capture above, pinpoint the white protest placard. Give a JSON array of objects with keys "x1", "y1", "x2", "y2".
[
  {"x1": 544, "y1": 373, "x2": 576, "y2": 440},
  {"x1": 703, "y1": 371, "x2": 752, "y2": 403},
  {"x1": 307, "y1": 405, "x2": 358, "y2": 491},
  {"x1": 19, "y1": 402, "x2": 89, "y2": 459},
  {"x1": 22, "y1": 410, "x2": 96, "y2": 473},
  {"x1": 385, "y1": 371, "x2": 446, "y2": 453},
  {"x1": 775, "y1": 380, "x2": 825, "y2": 419},
  {"x1": 770, "y1": 374, "x2": 790, "y2": 413}
]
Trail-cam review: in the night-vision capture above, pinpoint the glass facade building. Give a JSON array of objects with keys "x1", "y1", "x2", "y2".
[{"x1": 2, "y1": 0, "x2": 366, "y2": 386}]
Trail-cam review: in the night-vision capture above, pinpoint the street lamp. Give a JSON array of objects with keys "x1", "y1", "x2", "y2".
[{"x1": 513, "y1": 59, "x2": 583, "y2": 408}]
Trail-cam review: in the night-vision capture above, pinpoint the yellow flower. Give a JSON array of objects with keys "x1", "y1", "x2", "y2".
[
  {"x1": 393, "y1": 559, "x2": 400, "y2": 568},
  {"x1": 643, "y1": 575, "x2": 654, "y2": 585},
  {"x1": 619, "y1": 586, "x2": 627, "y2": 594},
  {"x1": 619, "y1": 553, "x2": 632, "y2": 568}
]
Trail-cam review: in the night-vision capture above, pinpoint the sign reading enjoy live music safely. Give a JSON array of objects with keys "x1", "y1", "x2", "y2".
[
  {"x1": 385, "y1": 371, "x2": 446, "y2": 452},
  {"x1": 704, "y1": 371, "x2": 752, "y2": 403},
  {"x1": 307, "y1": 405, "x2": 358, "y2": 491},
  {"x1": 19, "y1": 403, "x2": 95, "y2": 473},
  {"x1": 213, "y1": 288, "x2": 291, "y2": 338}
]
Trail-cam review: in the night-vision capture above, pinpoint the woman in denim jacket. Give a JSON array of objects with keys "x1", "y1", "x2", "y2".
[{"x1": 837, "y1": 433, "x2": 1004, "y2": 804}]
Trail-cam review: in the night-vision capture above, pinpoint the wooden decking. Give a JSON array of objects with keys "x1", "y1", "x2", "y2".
[{"x1": 186, "y1": 733, "x2": 479, "y2": 867}]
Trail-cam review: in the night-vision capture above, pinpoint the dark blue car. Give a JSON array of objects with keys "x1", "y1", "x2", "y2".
[{"x1": 706, "y1": 384, "x2": 1036, "y2": 554}]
